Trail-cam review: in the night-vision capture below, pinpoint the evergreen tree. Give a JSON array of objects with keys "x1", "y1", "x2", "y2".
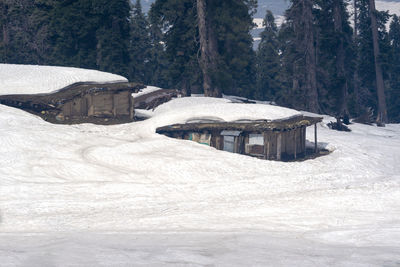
[
  {"x1": 49, "y1": 0, "x2": 131, "y2": 77},
  {"x1": 280, "y1": 0, "x2": 320, "y2": 112},
  {"x1": 0, "y1": 0, "x2": 53, "y2": 64},
  {"x1": 209, "y1": 0, "x2": 256, "y2": 97},
  {"x1": 0, "y1": 0, "x2": 9, "y2": 62},
  {"x1": 315, "y1": 0, "x2": 353, "y2": 119},
  {"x1": 150, "y1": 0, "x2": 256, "y2": 97},
  {"x1": 355, "y1": 0, "x2": 390, "y2": 122},
  {"x1": 147, "y1": 6, "x2": 170, "y2": 88},
  {"x1": 388, "y1": 15, "x2": 400, "y2": 122},
  {"x1": 93, "y1": 0, "x2": 131, "y2": 77},
  {"x1": 49, "y1": 0, "x2": 99, "y2": 68},
  {"x1": 255, "y1": 10, "x2": 281, "y2": 101},
  {"x1": 129, "y1": 0, "x2": 152, "y2": 83},
  {"x1": 150, "y1": 0, "x2": 200, "y2": 94},
  {"x1": 368, "y1": 0, "x2": 388, "y2": 125}
]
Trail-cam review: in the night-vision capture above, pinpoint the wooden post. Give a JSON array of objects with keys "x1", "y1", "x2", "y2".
[
  {"x1": 129, "y1": 95, "x2": 134, "y2": 120},
  {"x1": 277, "y1": 132, "x2": 282, "y2": 161},
  {"x1": 234, "y1": 136, "x2": 241, "y2": 154},
  {"x1": 112, "y1": 94, "x2": 117, "y2": 117},
  {"x1": 314, "y1": 123, "x2": 318, "y2": 153},
  {"x1": 87, "y1": 95, "x2": 94, "y2": 116},
  {"x1": 294, "y1": 129, "x2": 297, "y2": 160},
  {"x1": 263, "y1": 132, "x2": 270, "y2": 160},
  {"x1": 303, "y1": 126, "x2": 306, "y2": 156}
]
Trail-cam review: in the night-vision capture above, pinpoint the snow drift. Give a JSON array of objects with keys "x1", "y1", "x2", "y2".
[{"x1": 0, "y1": 64, "x2": 399, "y2": 266}]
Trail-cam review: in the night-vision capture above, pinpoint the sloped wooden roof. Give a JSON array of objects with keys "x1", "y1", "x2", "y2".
[
  {"x1": 156, "y1": 115, "x2": 322, "y2": 133},
  {"x1": 0, "y1": 82, "x2": 144, "y2": 112}
]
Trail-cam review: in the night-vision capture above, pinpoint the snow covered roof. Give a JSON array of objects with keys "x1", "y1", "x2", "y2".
[
  {"x1": 153, "y1": 96, "x2": 302, "y2": 124},
  {"x1": 131, "y1": 86, "x2": 163, "y2": 98},
  {"x1": 0, "y1": 64, "x2": 128, "y2": 96}
]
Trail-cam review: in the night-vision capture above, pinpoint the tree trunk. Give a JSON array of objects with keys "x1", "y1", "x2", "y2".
[
  {"x1": 333, "y1": 0, "x2": 349, "y2": 119},
  {"x1": 353, "y1": 0, "x2": 361, "y2": 116},
  {"x1": 369, "y1": 0, "x2": 388, "y2": 125},
  {"x1": 303, "y1": 0, "x2": 320, "y2": 113},
  {"x1": 196, "y1": 0, "x2": 221, "y2": 97}
]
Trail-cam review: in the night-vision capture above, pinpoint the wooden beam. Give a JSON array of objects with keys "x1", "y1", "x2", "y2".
[
  {"x1": 88, "y1": 94, "x2": 94, "y2": 116},
  {"x1": 234, "y1": 136, "x2": 240, "y2": 153},
  {"x1": 277, "y1": 132, "x2": 282, "y2": 161},
  {"x1": 303, "y1": 126, "x2": 306, "y2": 156},
  {"x1": 112, "y1": 94, "x2": 117, "y2": 117},
  {"x1": 129, "y1": 95, "x2": 134, "y2": 120},
  {"x1": 314, "y1": 123, "x2": 318, "y2": 153},
  {"x1": 294, "y1": 128, "x2": 297, "y2": 159},
  {"x1": 263, "y1": 132, "x2": 269, "y2": 160}
]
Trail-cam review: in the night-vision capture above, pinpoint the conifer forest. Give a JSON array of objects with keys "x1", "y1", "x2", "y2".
[{"x1": 1, "y1": 0, "x2": 399, "y2": 124}]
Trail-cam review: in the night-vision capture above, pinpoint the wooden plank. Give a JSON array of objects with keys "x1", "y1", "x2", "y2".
[
  {"x1": 314, "y1": 123, "x2": 318, "y2": 153},
  {"x1": 129, "y1": 95, "x2": 134, "y2": 120},
  {"x1": 294, "y1": 128, "x2": 297, "y2": 159},
  {"x1": 263, "y1": 132, "x2": 268, "y2": 159},
  {"x1": 87, "y1": 94, "x2": 94, "y2": 116},
  {"x1": 277, "y1": 132, "x2": 282, "y2": 161},
  {"x1": 112, "y1": 94, "x2": 117, "y2": 117},
  {"x1": 234, "y1": 136, "x2": 239, "y2": 153}
]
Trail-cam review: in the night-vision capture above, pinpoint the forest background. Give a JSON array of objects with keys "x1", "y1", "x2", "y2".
[{"x1": 1, "y1": 0, "x2": 400, "y2": 124}]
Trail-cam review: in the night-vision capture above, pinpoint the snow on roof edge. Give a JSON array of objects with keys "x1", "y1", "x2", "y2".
[{"x1": 0, "y1": 64, "x2": 128, "y2": 96}]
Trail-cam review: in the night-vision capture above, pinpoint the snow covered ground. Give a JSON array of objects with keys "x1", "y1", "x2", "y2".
[{"x1": 1, "y1": 65, "x2": 400, "y2": 266}]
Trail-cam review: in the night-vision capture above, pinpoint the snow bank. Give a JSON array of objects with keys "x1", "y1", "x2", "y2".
[
  {"x1": 0, "y1": 64, "x2": 127, "y2": 96},
  {"x1": 131, "y1": 85, "x2": 163, "y2": 98},
  {"x1": 150, "y1": 96, "x2": 301, "y2": 127}
]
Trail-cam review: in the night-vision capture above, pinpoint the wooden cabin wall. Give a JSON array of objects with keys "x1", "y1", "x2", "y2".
[
  {"x1": 114, "y1": 91, "x2": 131, "y2": 115},
  {"x1": 61, "y1": 91, "x2": 133, "y2": 120},
  {"x1": 157, "y1": 125, "x2": 311, "y2": 161},
  {"x1": 279, "y1": 128, "x2": 306, "y2": 159},
  {"x1": 92, "y1": 93, "x2": 113, "y2": 116},
  {"x1": 268, "y1": 132, "x2": 278, "y2": 160},
  {"x1": 211, "y1": 131, "x2": 223, "y2": 150}
]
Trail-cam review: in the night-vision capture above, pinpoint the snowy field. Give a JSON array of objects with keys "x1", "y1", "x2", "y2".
[{"x1": 1, "y1": 66, "x2": 400, "y2": 266}]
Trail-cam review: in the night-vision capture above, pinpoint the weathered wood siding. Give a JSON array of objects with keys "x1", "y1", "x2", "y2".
[
  {"x1": 61, "y1": 91, "x2": 133, "y2": 120},
  {"x1": 155, "y1": 117, "x2": 322, "y2": 161}
]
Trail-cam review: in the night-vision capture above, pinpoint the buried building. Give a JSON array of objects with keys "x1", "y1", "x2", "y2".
[
  {"x1": 0, "y1": 64, "x2": 145, "y2": 124},
  {"x1": 0, "y1": 82, "x2": 144, "y2": 124},
  {"x1": 155, "y1": 98, "x2": 323, "y2": 161}
]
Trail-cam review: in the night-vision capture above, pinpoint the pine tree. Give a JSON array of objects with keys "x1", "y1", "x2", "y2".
[
  {"x1": 255, "y1": 10, "x2": 281, "y2": 101},
  {"x1": 48, "y1": 0, "x2": 131, "y2": 77},
  {"x1": 150, "y1": 0, "x2": 201, "y2": 95},
  {"x1": 355, "y1": 0, "x2": 390, "y2": 123},
  {"x1": 0, "y1": 0, "x2": 9, "y2": 63},
  {"x1": 281, "y1": 0, "x2": 320, "y2": 113},
  {"x1": 147, "y1": 6, "x2": 170, "y2": 89},
  {"x1": 209, "y1": 0, "x2": 256, "y2": 98},
  {"x1": 388, "y1": 15, "x2": 400, "y2": 122},
  {"x1": 94, "y1": 0, "x2": 131, "y2": 77},
  {"x1": 369, "y1": 0, "x2": 388, "y2": 125},
  {"x1": 0, "y1": 0, "x2": 53, "y2": 64},
  {"x1": 197, "y1": 0, "x2": 222, "y2": 97},
  {"x1": 49, "y1": 0, "x2": 99, "y2": 68},
  {"x1": 315, "y1": 0, "x2": 353, "y2": 119},
  {"x1": 129, "y1": 0, "x2": 152, "y2": 83},
  {"x1": 149, "y1": 0, "x2": 256, "y2": 98}
]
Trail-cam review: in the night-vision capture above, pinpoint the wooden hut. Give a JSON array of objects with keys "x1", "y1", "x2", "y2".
[
  {"x1": 0, "y1": 82, "x2": 144, "y2": 124},
  {"x1": 156, "y1": 115, "x2": 323, "y2": 161}
]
